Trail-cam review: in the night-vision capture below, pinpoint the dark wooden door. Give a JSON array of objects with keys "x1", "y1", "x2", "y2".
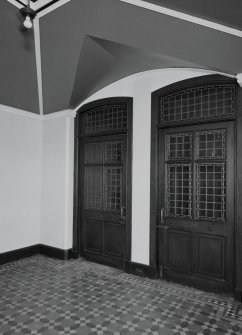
[
  {"x1": 80, "y1": 134, "x2": 127, "y2": 268},
  {"x1": 158, "y1": 121, "x2": 235, "y2": 291}
]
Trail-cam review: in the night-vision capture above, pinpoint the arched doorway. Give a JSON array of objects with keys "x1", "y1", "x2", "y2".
[
  {"x1": 150, "y1": 74, "x2": 238, "y2": 293},
  {"x1": 73, "y1": 97, "x2": 133, "y2": 270}
]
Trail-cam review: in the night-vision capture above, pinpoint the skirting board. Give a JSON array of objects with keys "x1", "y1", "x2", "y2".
[
  {"x1": 0, "y1": 244, "x2": 74, "y2": 265},
  {"x1": 0, "y1": 245, "x2": 40, "y2": 266}
]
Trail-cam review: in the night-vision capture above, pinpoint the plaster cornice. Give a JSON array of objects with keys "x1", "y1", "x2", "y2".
[{"x1": 0, "y1": 105, "x2": 76, "y2": 120}]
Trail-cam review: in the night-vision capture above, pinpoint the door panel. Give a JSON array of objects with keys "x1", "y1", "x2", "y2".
[
  {"x1": 103, "y1": 222, "x2": 123, "y2": 257},
  {"x1": 166, "y1": 230, "x2": 191, "y2": 273},
  {"x1": 158, "y1": 121, "x2": 234, "y2": 291},
  {"x1": 84, "y1": 220, "x2": 101, "y2": 253},
  {"x1": 194, "y1": 234, "x2": 225, "y2": 278}
]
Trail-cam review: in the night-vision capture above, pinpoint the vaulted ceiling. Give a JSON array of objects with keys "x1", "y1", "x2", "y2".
[{"x1": 1, "y1": 0, "x2": 242, "y2": 114}]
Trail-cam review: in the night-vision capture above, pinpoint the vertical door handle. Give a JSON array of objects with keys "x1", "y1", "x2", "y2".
[
  {"x1": 121, "y1": 206, "x2": 126, "y2": 220},
  {"x1": 160, "y1": 208, "x2": 164, "y2": 225}
]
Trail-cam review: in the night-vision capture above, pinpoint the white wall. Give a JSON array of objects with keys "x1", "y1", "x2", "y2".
[
  {"x1": 0, "y1": 110, "x2": 42, "y2": 253},
  {"x1": 78, "y1": 68, "x2": 221, "y2": 265},
  {"x1": 40, "y1": 115, "x2": 74, "y2": 250},
  {"x1": 0, "y1": 68, "x2": 230, "y2": 261}
]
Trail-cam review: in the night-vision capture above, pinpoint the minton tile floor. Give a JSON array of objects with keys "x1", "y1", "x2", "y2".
[{"x1": 0, "y1": 256, "x2": 241, "y2": 335}]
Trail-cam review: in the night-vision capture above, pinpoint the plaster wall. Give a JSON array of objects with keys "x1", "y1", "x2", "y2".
[
  {"x1": 0, "y1": 110, "x2": 42, "y2": 253},
  {"x1": 40, "y1": 116, "x2": 74, "y2": 250}
]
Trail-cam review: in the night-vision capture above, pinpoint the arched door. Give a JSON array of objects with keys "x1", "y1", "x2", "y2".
[
  {"x1": 74, "y1": 97, "x2": 133, "y2": 269},
  {"x1": 151, "y1": 75, "x2": 237, "y2": 292}
]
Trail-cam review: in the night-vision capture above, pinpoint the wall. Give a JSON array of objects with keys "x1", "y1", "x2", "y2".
[
  {"x1": 40, "y1": 115, "x2": 74, "y2": 250},
  {"x1": 0, "y1": 109, "x2": 42, "y2": 253},
  {"x1": 0, "y1": 68, "x2": 231, "y2": 262},
  {"x1": 77, "y1": 68, "x2": 223, "y2": 265}
]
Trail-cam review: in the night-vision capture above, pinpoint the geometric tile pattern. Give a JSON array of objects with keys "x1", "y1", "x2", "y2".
[{"x1": 0, "y1": 255, "x2": 241, "y2": 335}]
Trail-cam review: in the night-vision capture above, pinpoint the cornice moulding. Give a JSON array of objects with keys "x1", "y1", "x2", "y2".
[
  {"x1": 44, "y1": 110, "x2": 77, "y2": 120},
  {"x1": 0, "y1": 105, "x2": 76, "y2": 120}
]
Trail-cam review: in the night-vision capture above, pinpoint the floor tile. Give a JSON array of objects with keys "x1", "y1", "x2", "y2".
[{"x1": 0, "y1": 255, "x2": 241, "y2": 335}]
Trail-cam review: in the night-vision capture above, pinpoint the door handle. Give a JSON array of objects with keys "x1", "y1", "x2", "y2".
[
  {"x1": 121, "y1": 206, "x2": 126, "y2": 220},
  {"x1": 160, "y1": 208, "x2": 164, "y2": 225},
  {"x1": 157, "y1": 208, "x2": 168, "y2": 230}
]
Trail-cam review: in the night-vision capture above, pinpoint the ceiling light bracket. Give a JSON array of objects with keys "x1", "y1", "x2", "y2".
[
  {"x1": 20, "y1": 0, "x2": 36, "y2": 29},
  {"x1": 20, "y1": 6, "x2": 36, "y2": 20}
]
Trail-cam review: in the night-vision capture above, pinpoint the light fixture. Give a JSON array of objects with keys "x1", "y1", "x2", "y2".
[{"x1": 20, "y1": 0, "x2": 36, "y2": 29}]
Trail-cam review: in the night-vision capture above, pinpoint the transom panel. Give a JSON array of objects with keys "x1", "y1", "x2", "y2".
[
  {"x1": 160, "y1": 84, "x2": 235, "y2": 125},
  {"x1": 81, "y1": 104, "x2": 128, "y2": 135}
]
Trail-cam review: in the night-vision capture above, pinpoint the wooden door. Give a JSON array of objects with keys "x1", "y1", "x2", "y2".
[
  {"x1": 74, "y1": 98, "x2": 132, "y2": 269},
  {"x1": 158, "y1": 121, "x2": 235, "y2": 291},
  {"x1": 80, "y1": 134, "x2": 127, "y2": 268}
]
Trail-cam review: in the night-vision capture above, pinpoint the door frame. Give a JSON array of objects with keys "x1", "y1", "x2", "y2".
[
  {"x1": 150, "y1": 74, "x2": 239, "y2": 293},
  {"x1": 73, "y1": 97, "x2": 133, "y2": 268}
]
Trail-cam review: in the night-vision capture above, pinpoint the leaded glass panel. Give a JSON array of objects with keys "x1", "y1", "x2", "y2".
[
  {"x1": 84, "y1": 140, "x2": 124, "y2": 212},
  {"x1": 196, "y1": 163, "x2": 225, "y2": 221},
  {"x1": 196, "y1": 129, "x2": 226, "y2": 159},
  {"x1": 81, "y1": 104, "x2": 128, "y2": 135},
  {"x1": 168, "y1": 133, "x2": 192, "y2": 160},
  {"x1": 104, "y1": 141, "x2": 123, "y2": 164},
  {"x1": 160, "y1": 84, "x2": 235, "y2": 125},
  {"x1": 85, "y1": 143, "x2": 103, "y2": 164},
  {"x1": 103, "y1": 167, "x2": 122, "y2": 212},
  {"x1": 85, "y1": 166, "x2": 102, "y2": 210},
  {"x1": 167, "y1": 164, "x2": 192, "y2": 217}
]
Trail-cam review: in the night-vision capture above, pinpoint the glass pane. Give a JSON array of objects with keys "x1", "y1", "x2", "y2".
[
  {"x1": 160, "y1": 84, "x2": 235, "y2": 124},
  {"x1": 196, "y1": 163, "x2": 225, "y2": 221},
  {"x1": 103, "y1": 167, "x2": 122, "y2": 212},
  {"x1": 196, "y1": 129, "x2": 226, "y2": 159},
  {"x1": 167, "y1": 164, "x2": 192, "y2": 218},
  {"x1": 84, "y1": 166, "x2": 102, "y2": 210},
  {"x1": 168, "y1": 133, "x2": 192, "y2": 160},
  {"x1": 85, "y1": 143, "x2": 102, "y2": 164},
  {"x1": 104, "y1": 141, "x2": 123, "y2": 163},
  {"x1": 82, "y1": 104, "x2": 128, "y2": 135}
]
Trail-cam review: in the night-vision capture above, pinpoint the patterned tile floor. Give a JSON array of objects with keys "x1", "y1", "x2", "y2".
[{"x1": 0, "y1": 256, "x2": 241, "y2": 335}]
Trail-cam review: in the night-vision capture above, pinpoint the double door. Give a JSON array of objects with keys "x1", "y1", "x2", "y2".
[{"x1": 158, "y1": 121, "x2": 235, "y2": 291}]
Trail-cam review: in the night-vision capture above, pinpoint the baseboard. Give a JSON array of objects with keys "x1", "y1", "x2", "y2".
[
  {"x1": 39, "y1": 244, "x2": 74, "y2": 260},
  {"x1": 0, "y1": 244, "x2": 74, "y2": 265},
  {"x1": 125, "y1": 261, "x2": 158, "y2": 279},
  {"x1": 0, "y1": 245, "x2": 40, "y2": 266}
]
